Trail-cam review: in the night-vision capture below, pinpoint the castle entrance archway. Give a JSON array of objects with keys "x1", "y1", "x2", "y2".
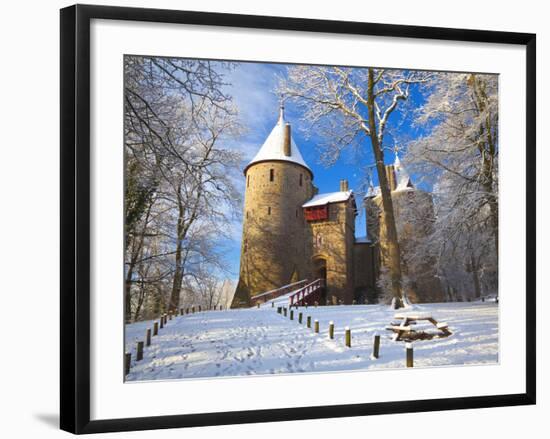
[{"x1": 313, "y1": 257, "x2": 328, "y2": 304}]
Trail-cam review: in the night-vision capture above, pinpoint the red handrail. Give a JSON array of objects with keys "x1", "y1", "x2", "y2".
[
  {"x1": 249, "y1": 279, "x2": 310, "y2": 307},
  {"x1": 288, "y1": 279, "x2": 324, "y2": 306}
]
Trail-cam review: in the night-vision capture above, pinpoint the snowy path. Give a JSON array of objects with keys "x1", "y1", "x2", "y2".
[{"x1": 125, "y1": 302, "x2": 498, "y2": 381}]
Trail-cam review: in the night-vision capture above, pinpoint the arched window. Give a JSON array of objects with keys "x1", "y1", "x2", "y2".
[
  {"x1": 268, "y1": 206, "x2": 271, "y2": 215},
  {"x1": 247, "y1": 175, "x2": 250, "y2": 188},
  {"x1": 269, "y1": 169, "x2": 274, "y2": 182},
  {"x1": 315, "y1": 233, "x2": 323, "y2": 249}
]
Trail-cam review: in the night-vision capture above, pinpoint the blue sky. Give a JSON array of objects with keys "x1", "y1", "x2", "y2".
[{"x1": 218, "y1": 61, "x2": 429, "y2": 279}]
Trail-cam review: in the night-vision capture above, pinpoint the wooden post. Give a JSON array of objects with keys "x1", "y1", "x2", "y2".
[
  {"x1": 146, "y1": 328, "x2": 151, "y2": 347},
  {"x1": 314, "y1": 319, "x2": 319, "y2": 333},
  {"x1": 160, "y1": 316, "x2": 164, "y2": 329},
  {"x1": 406, "y1": 343, "x2": 413, "y2": 367},
  {"x1": 314, "y1": 301, "x2": 318, "y2": 308},
  {"x1": 352, "y1": 299, "x2": 357, "y2": 305},
  {"x1": 180, "y1": 308, "x2": 183, "y2": 316},
  {"x1": 305, "y1": 303, "x2": 308, "y2": 309},
  {"x1": 136, "y1": 341, "x2": 144, "y2": 361},
  {"x1": 272, "y1": 302, "x2": 275, "y2": 308},
  {"x1": 124, "y1": 353, "x2": 131, "y2": 375},
  {"x1": 257, "y1": 303, "x2": 260, "y2": 309},
  {"x1": 153, "y1": 321, "x2": 159, "y2": 336},
  {"x1": 198, "y1": 305, "x2": 202, "y2": 312},
  {"x1": 277, "y1": 307, "x2": 282, "y2": 314},
  {"x1": 169, "y1": 312, "x2": 172, "y2": 320},
  {"x1": 372, "y1": 334, "x2": 380, "y2": 359},
  {"x1": 283, "y1": 307, "x2": 287, "y2": 317},
  {"x1": 290, "y1": 310, "x2": 294, "y2": 320},
  {"x1": 298, "y1": 312, "x2": 303, "y2": 324},
  {"x1": 192, "y1": 306, "x2": 195, "y2": 314},
  {"x1": 307, "y1": 316, "x2": 311, "y2": 328},
  {"x1": 345, "y1": 327, "x2": 351, "y2": 347},
  {"x1": 329, "y1": 321, "x2": 334, "y2": 339}
]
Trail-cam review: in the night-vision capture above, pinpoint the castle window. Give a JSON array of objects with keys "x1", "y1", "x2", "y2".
[
  {"x1": 247, "y1": 175, "x2": 250, "y2": 188},
  {"x1": 246, "y1": 211, "x2": 249, "y2": 219},
  {"x1": 299, "y1": 174, "x2": 303, "y2": 186},
  {"x1": 268, "y1": 206, "x2": 271, "y2": 215},
  {"x1": 315, "y1": 233, "x2": 323, "y2": 249},
  {"x1": 269, "y1": 169, "x2": 274, "y2": 182}
]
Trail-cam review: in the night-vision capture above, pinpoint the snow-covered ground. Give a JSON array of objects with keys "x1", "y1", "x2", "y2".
[{"x1": 125, "y1": 302, "x2": 498, "y2": 382}]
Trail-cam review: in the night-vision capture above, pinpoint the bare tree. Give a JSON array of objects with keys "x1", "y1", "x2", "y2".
[
  {"x1": 279, "y1": 67, "x2": 430, "y2": 305},
  {"x1": 406, "y1": 73, "x2": 498, "y2": 299},
  {"x1": 124, "y1": 56, "x2": 242, "y2": 322}
]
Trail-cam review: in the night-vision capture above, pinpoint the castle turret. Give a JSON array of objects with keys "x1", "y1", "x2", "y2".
[
  {"x1": 364, "y1": 154, "x2": 443, "y2": 303},
  {"x1": 231, "y1": 105, "x2": 314, "y2": 307}
]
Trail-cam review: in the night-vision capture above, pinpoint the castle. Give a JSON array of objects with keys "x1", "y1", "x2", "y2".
[{"x1": 231, "y1": 106, "x2": 442, "y2": 308}]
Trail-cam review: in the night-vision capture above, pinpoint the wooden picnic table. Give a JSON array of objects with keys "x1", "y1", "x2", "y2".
[{"x1": 387, "y1": 312, "x2": 451, "y2": 341}]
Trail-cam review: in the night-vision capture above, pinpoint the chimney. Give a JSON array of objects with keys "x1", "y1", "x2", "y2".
[
  {"x1": 385, "y1": 165, "x2": 397, "y2": 191},
  {"x1": 340, "y1": 179, "x2": 349, "y2": 192},
  {"x1": 283, "y1": 123, "x2": 292, "y2": 156}
]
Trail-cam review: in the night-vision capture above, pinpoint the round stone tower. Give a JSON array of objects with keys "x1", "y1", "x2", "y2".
[{"x1": 231, "y1": 105, "x2": 315, "y2": 308}]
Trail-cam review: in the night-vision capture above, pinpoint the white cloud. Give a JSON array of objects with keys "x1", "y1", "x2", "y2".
[{"x1": 224, "y1": 62, "x2": 284, "y2": 142}]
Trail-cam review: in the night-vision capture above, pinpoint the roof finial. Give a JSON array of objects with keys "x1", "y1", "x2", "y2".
[
  {"x1": 393, "y1": 145, "x2": 401, "y2": 167},
  {"x1": 278, "y1": 95, "x2": 285, "y2": 123}
]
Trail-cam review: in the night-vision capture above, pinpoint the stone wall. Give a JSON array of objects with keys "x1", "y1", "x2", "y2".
[
  {"x1": 353, "y1": 242, "x2": 379, "y2": 303},
  {"x1": 365, "y1": 188, "x2": 444, "y2": 303},
  {"x1": 308, "y1": 198, "x2": 356, "y2": 304}
]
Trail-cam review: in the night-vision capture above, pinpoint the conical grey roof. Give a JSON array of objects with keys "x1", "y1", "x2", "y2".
[
  {"x1": 245, "y1": 106, "x2": 312, "y2": 174},
  {"x1": 394, "y1": 155, "x2": 413, "y2": 190}
]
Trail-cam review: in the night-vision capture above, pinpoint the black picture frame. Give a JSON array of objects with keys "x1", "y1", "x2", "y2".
[{"x1": 60, "y1": 4, "x2": 536, "y2": 434}]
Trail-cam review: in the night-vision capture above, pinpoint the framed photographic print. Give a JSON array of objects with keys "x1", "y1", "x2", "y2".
[{"x1": 60, "y1": 4, "x2": 536, "y2": 434}]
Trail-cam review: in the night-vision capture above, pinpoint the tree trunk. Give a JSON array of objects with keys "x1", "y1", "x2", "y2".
[
  {"x1": 168, "y1": 181, "x2": 203, "y2": 312},
  {"x1": 169, "y1": 202, "x2": 185, "y2": 313},
  {"x1": 471, "y1": 74, "x2": 498, "y2": 255},
  {"x1": 133, "y1": 279, "x2": 146, "y2": 321},
  {"x1": 124, "y1": 260, "x2": 135, "y2": 323},
  {"x1": 124, "y1": 203, "x2": 153, "y2": 322},
  {"x1": 367, "y1": 68, "x2": 404, "y2": 305},
  {"x1": 153, "y1": 279, "x2": 162, "y2": 316},
  {"x1": 469, "y1": 255, "x2": 482, "y2": 299}
]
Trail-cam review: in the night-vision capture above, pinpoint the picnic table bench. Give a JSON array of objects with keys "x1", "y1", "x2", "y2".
[{"x1": 386, "y1": 312, "x2": 451, "y2": 341}]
